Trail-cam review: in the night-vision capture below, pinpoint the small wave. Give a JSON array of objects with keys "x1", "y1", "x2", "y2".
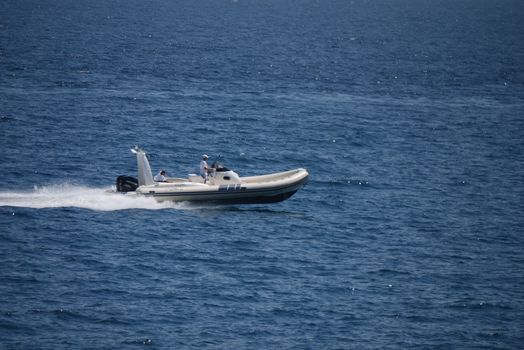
[
  {"x1": 0, "y1": 115, "x2": 18, "y2": 123},
  {"x1": 122, "y1": 338, "x2": 154, "y2": 346},
  {"x1": 312, "y1": 178, "x2": 371, "y2": 187},
  {"x1": 0, "y1": 183, "x2": 183, "y2": 212},
  {"x1": 449, "y1": 300, "x2": 512, "y2": 311}
]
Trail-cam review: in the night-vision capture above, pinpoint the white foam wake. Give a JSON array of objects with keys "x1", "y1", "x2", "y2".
[{"x1": 0, "y1": 184, "x2": 182, "y2": 211}]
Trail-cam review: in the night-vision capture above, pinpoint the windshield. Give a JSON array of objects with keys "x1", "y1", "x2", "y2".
[{"x1": 212, "y1": 161, "x2": 230, "y2": 172}]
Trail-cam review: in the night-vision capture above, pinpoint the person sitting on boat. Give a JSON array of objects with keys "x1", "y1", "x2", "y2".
[
  {"x1": 200, "y1": 154, "x2": 213, "y2": 183},
  {"x1": 154, "y1": 170, "x2": 167, "y2": 182}
]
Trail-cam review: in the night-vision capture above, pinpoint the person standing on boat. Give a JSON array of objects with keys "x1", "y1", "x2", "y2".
[
  {"x1": 154, "y1": 170, "x2": 167, "y2": 182},
  {"x1": 200, "y1": 154, "x2": 212, "y2": 183}
]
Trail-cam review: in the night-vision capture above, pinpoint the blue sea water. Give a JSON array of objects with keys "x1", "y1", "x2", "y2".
[{"x1": 1, "y1": 0, "x2": 524, "y2": 348}]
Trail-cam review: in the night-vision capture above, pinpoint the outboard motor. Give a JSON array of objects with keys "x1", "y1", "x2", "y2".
[{"x1": 116, "y1": 175, "x2": 139, "y2": 193}]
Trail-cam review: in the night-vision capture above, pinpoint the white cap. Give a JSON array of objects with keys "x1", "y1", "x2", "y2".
[{"x1": 202, "y1": 154, "x2": 209, "y2": 159}]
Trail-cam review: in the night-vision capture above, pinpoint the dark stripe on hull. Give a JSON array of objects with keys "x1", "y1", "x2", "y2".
[{"x1": 183, "y1": 189, "x2": 298, "y2": 205}]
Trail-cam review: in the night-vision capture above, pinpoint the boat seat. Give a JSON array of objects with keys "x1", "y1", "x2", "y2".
[{"x1": 188, "y1": 174, "x2": 204, "y2": 183}]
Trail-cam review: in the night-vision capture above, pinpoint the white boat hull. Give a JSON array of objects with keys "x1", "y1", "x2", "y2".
[
  {"x1": 136, "y1": 168, "x2": 309, "y2": 204},
  {"x1": 119, "y1": 147, "x2": 308, "y2": 205}
]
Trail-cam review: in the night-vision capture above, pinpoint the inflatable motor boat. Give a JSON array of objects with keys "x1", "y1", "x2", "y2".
[{"x1": 115, "y1": 147, "x2": 308, "y2": 204}]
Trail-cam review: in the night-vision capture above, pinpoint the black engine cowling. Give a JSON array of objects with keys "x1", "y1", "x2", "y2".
[{"x1": 116, "y1": 175, "x2": 139, "y2": 193}]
